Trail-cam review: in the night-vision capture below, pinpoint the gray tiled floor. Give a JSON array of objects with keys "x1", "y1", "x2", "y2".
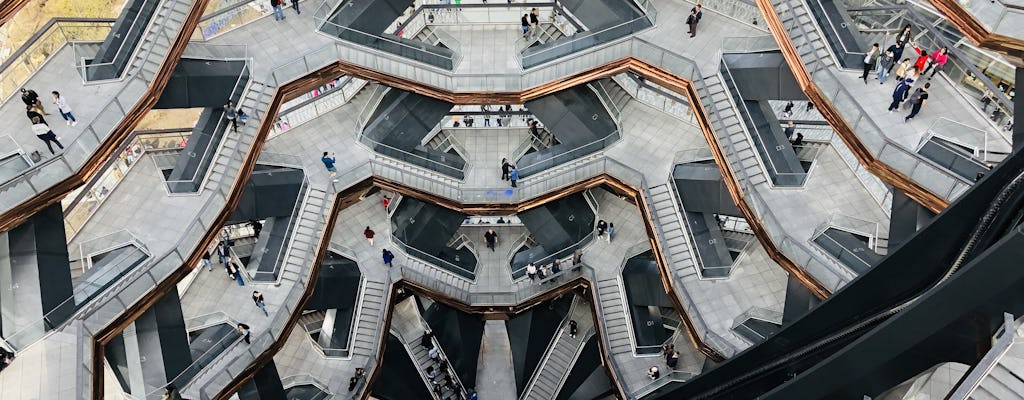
[
  {"x1": 641, "y1": 0, "x2": 770, "y2": 74},
  {"x1": 0, "y1": 46, "x2": 124, "y2": 166},
  {"x1": 445, "y1": 25, "x2": 523, "y2": 74}
]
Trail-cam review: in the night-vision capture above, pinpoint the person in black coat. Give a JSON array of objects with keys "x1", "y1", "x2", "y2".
[{"x1": 686, "y1": 5, "x2": 702, "y2": 38}]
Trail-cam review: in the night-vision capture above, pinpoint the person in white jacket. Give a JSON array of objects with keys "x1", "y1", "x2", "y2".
[
  {"x1": 51, "y1": 91, "x2": 77, "y2": 126},
  {"x1": 30, "y1": 117, "x2": 64, "y2": 154}
]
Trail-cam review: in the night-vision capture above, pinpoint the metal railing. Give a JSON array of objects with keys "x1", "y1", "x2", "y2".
[
  {"x1": 924, "y1": 117, "x2": 1010, "y2": 163},
  {"x1": 950, "y1": 313, "x2": 1017, "y2": 399},
  {"x1": 0, "y1": 18, "x2": 115, "y2": 102},
  {"x1": 63, "y1": 129, "x2": 191, "y2": 239},
  {"x1": 163, "y1": 62, "x2": 251, "y2": 193},
  {"x1": 720, "y1": 59, "x2": 810, "y2": 186},
  {"x1": 959, "y1": 0, "x2": 1024, "y2": 36},
  {"x1": 521, "y1": 8, "x2": 655, "y2": 68},
  {"x1": 700, "y1": 0, "x2": 767, "y2": 28},
  {"x1": 74, "y1": 0, "x2": 167, "y2": 81}
]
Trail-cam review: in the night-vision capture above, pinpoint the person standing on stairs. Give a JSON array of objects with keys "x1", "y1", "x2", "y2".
[
  {"x1": 569, "y1": 320, "x2": 578, "y2": 338},
  {"x1": 224, "y1": 100, "x2": 238, "y2": 132}
]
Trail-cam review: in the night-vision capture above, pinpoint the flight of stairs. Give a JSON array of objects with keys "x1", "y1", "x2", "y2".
[
  {"x1": 970, "y1": 348, "x2": 1024, "y2": 400},
  {"x1": 771, "y1": 0, "x2": 837, "y2": 72},
  {"x1": 695, "y1": 74, "x2": 769, "y2": 186},
  {"x1": 592, "y1": 78, "x2": 632, "y2": 119},
  {"x1": 521, "y1": 298, "x2": 595, "y2": 400},
  {"x1": 275, "y1": 188, "x2": 328, "y2": 285},
  {"x1": 646, "y1": 184, "x2": 699, "y2": 281},
  {"x1": 203, "y1": 80, "x2": 271, "y2": 191},
  {"x1": 136, "y1": 0, "x2": 194, "y2": 81},
  {"x1": 516, "y1": 23, "x2": 570, "y2": 52},
  {"x1": 349, "y1": 280, "x2": 388, "y2": 357},
  {"x1": 408, "y1": 333, "x2": 465, "y2": 400},
  {"x1": 596, "y1": 277, "x2": 634, "y2": 356},
  {"x1": 399, "y1": 254, "x2": 473, "y2": 299}
]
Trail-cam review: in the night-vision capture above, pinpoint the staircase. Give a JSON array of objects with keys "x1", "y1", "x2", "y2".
[
  {"x1": 646, "y1": 184, "x2": 700, "y2": 281},
  {"x1": 203, "y1": 80, "x2": 272, "y2": 191},
  {"x1": 596, "y1": 277, "x2": 635, "y2": 355},
  {"x1": 596, "y1": 78, "x2": 633, "y2": 115},
  {"x1": 350, "y1": 280, "x2": 388, "y2": 357},
  {"x1": 407, "y1": 332, "x2": 466, "y2": 400},
  {"x1": 516, "y1": 23, "x2": 569, "y2": 52},
  {"x1": 135, "y1": 0, "x2": 194, "y2": 82},
  {"x1": 970, "y1": 348, "x2": 1024, "y2": 400},
  {"x1": 521, "y1": 297, "x2": 595, "y2": 400},
  {"x1": 771, "y1": 0, "x2": 837, "y2": 72},
  {"x1": 298, "y1": 310, "x2": 327, "y2": 337},
  {"x1": 398, "y1": 255, "x2": 473, "y2": 300},
  {"x1": 695, "y1": 74, "x2": 768, "y2": 186}
]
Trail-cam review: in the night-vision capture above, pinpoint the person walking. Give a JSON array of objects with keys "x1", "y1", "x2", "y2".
[
  {"x1": 521, "y1": 14, "x2": 531, "y2": 37},
  {"x1": 51, "y1": 91, "x2": 77, "y2": 126},
  {"x1": 382, "y1": 249, "x2": 395, "y2": 268},
  {"x1": 876, "y1": 49, "x2": 895, "y2": 84},
  {"x1": 860, "y1": 43, "x2": 880, "y2": 83},
  {"x1": 569, "y1": 320, "x2": 578, "y2": 338},
  {"x1": 530, "y1": 7, "x2": 540, "y2": 29},
  {"x1": 904, "y1": 83, "x2": 930, "y2": 122},
  {"x1": 888, "y1": 71, "x2": 916, "y2": 112},
  {"x1": 509, "y1": 166, "x2": 519, "y2": 188},
  {"x1": 381, "y1": 195, "x2": 391, "y2": 213},
  {"x1": 886, "y1": 42, "x2": 905, "y2": 72},
  {"x1": 252, "y1": 291, "x2": 268, "y2": 316},
  {"x1": 237, "y1": 323, "x2": 252, "y2": 344},
  {"x1": 201, "y1": 250, "x2": 213, "y2": 271},
  {"x1": 21, "y1": 88, "x2": 47, "y2": 114},
  {"x1": 607, "y1": 222, "x2": 615, "y2": 242},
  {"x1": 322, "y1": 152, "x2": 338, "y2": 182},
  {"x1": 224, "y1": 100, "x2": 238, "y2": 132},
  {"x1": 484, "y1": 229, "x2": 498, "y2": 252},
  {"x1": 501, "y1": 157, "x2": 511, "y2": 181},
  {"x1": 230, "y1": 261, "x2": 245, "y2": 286},
  {"x1": 30, "y1": 117, "x2": 64, "y2": 154},
  {"x1": 271, "y1": 0, "x2": 285, "y2": 20},
  {"x1": 290, "y1": 0, "x2": 300, "y2": 14},
  {"x1": 526, "y1": 262, "x2": 537, "y2": 280},
  {"x1": 927, "y1": 47, "x2": 948, "y2": 80},
  {"x1": 782, "y1": 101, "x2": 794, "y2": 118},
  {"x1": 364, "y1": 226, "x2": 375, "y2": 246}
]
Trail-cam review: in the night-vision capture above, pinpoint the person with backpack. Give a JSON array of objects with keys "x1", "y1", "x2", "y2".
[
  {"x1": 270, "y1": 0, "x2": 285, "y2": 20},
  {"x1": 904, "y1": 83, "x2": 930, "y2": 122},
  {"x1": 860, "y1": 43, "x2": 880, "y2": 83}
]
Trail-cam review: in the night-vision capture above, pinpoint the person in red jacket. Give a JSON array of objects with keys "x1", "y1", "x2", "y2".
[
  {"x1": 911, "y1": 44, "x2": 931, "y2": 74},
  {"x1": 364, "y1": 226, "x2": 375, "y2": 246}
]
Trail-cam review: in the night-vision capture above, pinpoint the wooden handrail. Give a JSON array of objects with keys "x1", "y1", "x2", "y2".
[
  {"x1": 925, "y1": 0, "x2": 1024, "y2": 58},
  {"x1": 0, "y1": 0, "x2": 31, "y2": 27},
  {"x1": 754, "y1": 0, "x2": 950, "y2": 214}
]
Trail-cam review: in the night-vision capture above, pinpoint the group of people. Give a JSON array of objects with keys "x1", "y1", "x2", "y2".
[
  {"x1": 500, "y1": 157, "x2": 520, "y2": 188},
  {"x1": 520, "y1": 7, "x2": 542, "y2": 37},
  {"x1": 453, "y1": 105, "x2": 516, "y2": 127},
  {"x1": 269, "y1": 0, "x2": 300, "y2": 20},
  {"x1": 21, "y1": 88, "x2": 76, "y2": 155},
  {"x1": 859, "y1": 25, "x2": 946, "y2": 122},
  {"x1": 597, "y1": 219, "x2": 614, "y2": 242},
  {"x1": 525, "y1": 259, "x2": 564, "y2": 284},
  {"x1": 420, "y1": 331, "x2": 465, "y2": 398}
]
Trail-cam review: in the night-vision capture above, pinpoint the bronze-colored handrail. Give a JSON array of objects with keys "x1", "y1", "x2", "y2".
[
  {"x1": 0, "y1": 0, "x2": 214, "y2": 233},
  {"x1": 84, "y1": 56, "x2": 856, "y2": 397},
  {"x1": 0, "y1": 0, "x2": 31, "y2": 27},
  {"x1": 925, "y1": 0, "x2": 1024, "y2": 58},
  {"x1": 754, "y1": 0, "x2": 950, "y2": 214}
]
